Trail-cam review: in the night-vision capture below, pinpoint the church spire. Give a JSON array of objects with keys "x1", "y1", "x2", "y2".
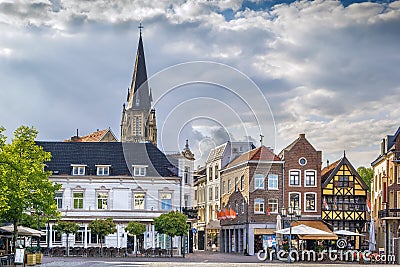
[{"x1": 127, "y1": 25, "x2": 151, "y2": 111}]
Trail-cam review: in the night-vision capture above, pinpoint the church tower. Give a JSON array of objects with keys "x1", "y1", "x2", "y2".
[{"x1": 121, "y1": 26, "x2": 157, "y2": 145}]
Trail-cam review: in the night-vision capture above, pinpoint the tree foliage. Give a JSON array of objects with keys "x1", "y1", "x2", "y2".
[
  {"x1": 0, "y1": 126, "x2": 61, "y2": 252},
  {"x1": 126, "y1": 221, "x2": 146, "y2": 237},
  {"x1": 357, "y1": 166, "x2": 373, "y2": 192},
  {"x1": 54, "y1": 221, "x2": 80, "y2": 256},
  {"x1": 154, "y1": 211, "x2": 189, "y2": 238},
  {"x1": 88, "y1": 218, "x2": 116, "y2": 254}
]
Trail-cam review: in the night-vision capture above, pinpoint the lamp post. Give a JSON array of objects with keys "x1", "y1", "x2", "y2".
[
  {"x1": 281, "y1": 205, "x2": 301, "y2": 263},
  {"x1": 37, "y1": 211, "x2": 42, "y2": 248}
]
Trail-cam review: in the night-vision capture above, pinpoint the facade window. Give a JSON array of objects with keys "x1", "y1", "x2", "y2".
[
  {"x1": 184, "y1": 166, "x2": 190, "y2": 184},
  {"x1": 254, "y1": 198, "x2": 265, "y2": 214},
  {"x1": 235, "y1": 177, "x2": 239, "y2": 192},
  {"x1": 241, "y1": 200, "x2": 245, "y2": 214},
  {"x1": 289, "y1": 192, "x2": 300, "y2": 210},
  {"x1": 208, "y1": 167, "x2": 213, "y2": 181},
  {"x1": 184, "y1": 195, "x2": 189, "y2": 208},
  {"x1": 305, "y1": 170, "x2": 316, "y2": 186},
  {"x1": 55, "y1": 192, "x2": 63, "y2": 209},
  {"x1": 215, "y1": 186, "x2": 219, "y2": 200},
  {"x1": 228, "y1": 179, "x2": 231, "y2": 193},
  {"x1": 209, "y1": 187, "x2": 213, "y2": 201},
  {"x1": 133, "y1": 165, "x2": 147, "y2": 176},
  {"x1": 73, "y1": 192, "x2": 84, "y2": 209},
  {"x1": 289, "y1": 170, "x2": 300, "y2": 186},
  {"x1": 72, "y1": 165, "x2": 85, "y2": 176},
  {"x1": 254, "y1": 174, "x2": 265, "y2": 189},
  {"x1": 268, "y1": 174, "x2": 278, "y2": 190},
  {"x1": 305, "y1": 193, "x2": 316, "y2": 211},
  {"x1": 161, "y1": 193, "x2": 172, "y2": 210},
  {"x1": 96, "y1": 165, "x2": 110, "y2": 176},
  {"x1": 133, "y1": 193, "x2": 145, "y2": 209},
  {"x1": 338, "y1": 175, "x2": 349, "y2": 187},
  {"x1": 222, "y1": 181, "x2": 226, "y2": 194},
  {"x1": 97, "y1": 192, "x2": 108, "y2": 210},
  {"x1": 214, "y1": 165, "x2": 219, "y2": 179},
  {"x1": 268, "y1": 198, "x2": 278, "y2": 213},
  {"x1": 299, "y1": 157, "x2": 307, "y2": 166},
  {"x1": 240, "y1": 176, "x2": 244, "y2": 191}
]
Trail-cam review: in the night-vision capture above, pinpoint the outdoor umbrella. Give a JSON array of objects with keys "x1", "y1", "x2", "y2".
[
  {"x1": 334, "y1": 230, "x2": 364, "y2": 236},
  {"x1": 368, "y1": 219, "x2": 376, "y2": 251},
  {"x1": 276, "y1": 215, "x2": 282, "y2": 249},
  {"x1": 276, "y1": 224, "x2": 334, "y2": 235}
]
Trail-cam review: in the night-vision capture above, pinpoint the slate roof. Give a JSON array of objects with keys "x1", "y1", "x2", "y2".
[{"x1": 36, "y1": 141, "x2": 176, "y2": 177}]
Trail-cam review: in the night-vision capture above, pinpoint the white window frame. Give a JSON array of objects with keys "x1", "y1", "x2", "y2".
[
  {"x1": 160, "y1": 192, "x2": 173, "y2": 211},
  {"x1": 268, "y1": 198, "x2": 279, "y2": 213},
  {"x1": 268, "y1": 174, "x2": 279, "y2": 190},
  {"x1": 289, "y1": 169, "x2": 301, "y2": 186},
  {"x1": 96, "y1": 165, "x2": 110, "y2": 176},
  {"x1": 133, "y1": 165, "x2": 148, "y2": 176},
  {"x1": 289, "y1": 192, "x2": 301, "y2": 210},
  {"x1": 254, "y1": 174, "x2": 265, "y2": 190},
  {"x1": 71, "y1": 164, "x2": 86, "y2": 176},
  {"x1": 97, "y1": 192, "x2": 109, "y2": 210},
  {"x1": 55, "y1": 192, "x2": 63, "y2": 209},
  {"x1": 304, "y1": 192, "x2": 317, "y2": 212},
  {"x1": 304, "y1": 170, "x2": 317, "y2": 187},
  {"x1": 133, "y1": 192, "x2": 146, "y2": 210},
  {"x1": 254, "y1": 198, "x2": 265, "y2": 214},
  {"x1": 73, "y1": 191, "x2": 84, "y2": 209}
]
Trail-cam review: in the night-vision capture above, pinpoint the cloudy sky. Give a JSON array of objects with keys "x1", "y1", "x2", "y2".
[{"x1": 1, "y1": 0, "x2": 399, "y2": 168}]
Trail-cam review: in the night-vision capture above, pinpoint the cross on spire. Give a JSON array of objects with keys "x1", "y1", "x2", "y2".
[{"x1": 138, "y1": 22, "x2": 144, "y2": 36}]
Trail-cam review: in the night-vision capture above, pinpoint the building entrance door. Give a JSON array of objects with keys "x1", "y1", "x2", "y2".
[{"x1": 198, "y1": 231, "x2": 205, "y2": 250}]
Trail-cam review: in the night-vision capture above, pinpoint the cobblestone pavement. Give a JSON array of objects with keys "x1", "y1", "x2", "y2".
[{"x1": 39, "y1": 251, "x2": 385, "y2": 267}]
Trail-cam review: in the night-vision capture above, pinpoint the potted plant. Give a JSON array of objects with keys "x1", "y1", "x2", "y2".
[
  {"x1": 36, "y1": 246, "x2": 43, "y2": 264},
  {"x1": 26, "y1": 246, "x2": 37, "y2": 266}
]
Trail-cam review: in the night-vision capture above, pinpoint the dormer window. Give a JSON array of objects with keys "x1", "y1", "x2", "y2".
[
  {"x1": 96, "y1": 165, "x2": 110, "y2": 176},
  {"x1": 71, "y1": 164, "x2": 86, "y2": 176},
  {"x1": 133, "y1": 165, "x2": 147, "y2": 176}
]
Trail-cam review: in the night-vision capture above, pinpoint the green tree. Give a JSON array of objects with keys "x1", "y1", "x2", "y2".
[
  {"x1": 153, "y1": 211, "x2": 189, "y2": 257},
  {"x1": 357, "y1": 166, "x2": 373, "y2": 192},
  {"x1": 0, "y1": 126, "x2": 61, "y2": 253},
  {"x1": 53, "y1": 221, "x2": 79, "y2": 256},
  {"x1": 88, "y1": 218, "x2": 116, "y2": 256},
  {"x1": 125, "y1": 221, "x2": 146, "y2": 256}
]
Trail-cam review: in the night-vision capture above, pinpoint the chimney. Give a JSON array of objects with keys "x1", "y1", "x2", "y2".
[
  {"x1": 299, "y1": 133, "x2": 305, "y2": 139},
  {"x1": 327, "y1": 160, "x2": 330, "y2": 167}
]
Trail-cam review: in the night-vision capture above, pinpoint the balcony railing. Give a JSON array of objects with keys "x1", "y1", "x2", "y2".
[{"x1": 378, "y1": 208, "x2": 400, "y2": 219}]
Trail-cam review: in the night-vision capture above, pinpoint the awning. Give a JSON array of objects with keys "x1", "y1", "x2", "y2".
[
  {"x1": 0, "y1": 225, "x2": 43, "y2": 237},
  {"x1": 206, "y1": 220, "x2": 221, "y2": 230},
  {"x1": 254, "y1": 228, "x2": 275, "y2": 235},
  {"x1": 293, "y1": 220, "x2": 337, "y2": 240}
]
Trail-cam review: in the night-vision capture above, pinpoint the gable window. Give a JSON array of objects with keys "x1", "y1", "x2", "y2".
[
  {"x1": 305, "y1": 170, "x2": 316, "y2": 186},
  {"x1": 305, "y1": 193, "x2": 316, "y2": 212},
  {"x1": 289, "y1": 192, "x2": 301, "y2": 210},
  {"x1": 208, "y1": 167, "x2": 213, "y2": 181},
  {"x1": 73, "y1": 192, "x2": 84, "y2": 209},
  {"x1": 133, "y1": 193, "x2": 145, "y2": 209},
  {"x1": 227, "y1": 179, "x2": 231, "y2": 193},
  {"x1": 96, "y1": 165, "x2": 110, "y2": 176},
  {"x1": 97, "y1": 192, "x2": 108, "y2": 210},
  {"x1": 268, "y1": 174, "x2": 278, "y2": 190},
  {"x1": 55, "y1": 192, "x2": 63, "y2": 209},
  {"x1": 254, "y1": 198, "x2": 265, "y2": 214},
  {"x1": 240, "y1": 176, "x2": 245, "y2": 191},
  {"x1": 214, "y1": 165, "x2": 219, "y2": 179},
  {"x1": 289, "y1": 170, "x2": 300, "y2": 186},
  {"x1": 268, "y1": 198, "x2": 278, "y2": 213},
  {"x1": 161, "y1": 193, "x2": 172, "y2": 211},
  {"x1": 254, "y1": 174, "x2": 265, "y2": 189},
  {"x1": 222, "y1": 181, "x2": 226, "y2": 194},
  {"x1": 72, "y1": 165, "x2": 86, "y2": 176},
  {"x1": 133, "y1": 165, "x2": 147, "y2": 176},
  {"x1": 338, "y1": 175, "x2": 349, "y2": 187}
]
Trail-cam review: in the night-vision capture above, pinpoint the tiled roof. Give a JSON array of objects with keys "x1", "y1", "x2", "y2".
[
  {"x1": 36, "y1": 141, "x2": 175, "y2": 177},
  {"x1": 206, "y1": 143, "x2": 228, "y2": 163},
  {"x1": 321, "y1": 159, "x2": 340, "y2": 183},
  {"x1": 64, "y1": 129, "x2": 117, "y2": 142},
  {"x1": 224, "y1": 146, "x2": 281, "y2": 169}
]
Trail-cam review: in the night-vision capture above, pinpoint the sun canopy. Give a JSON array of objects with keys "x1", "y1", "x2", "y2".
[
  {"x1": 276, "y1": 224, "x2": 337, "y2": 240},
  {"x1": 0, "y1": 225, "x2": 43, "y2": 237},
  {"x1": 334, "y1": 230, "x2": 364, "y2": 236}
]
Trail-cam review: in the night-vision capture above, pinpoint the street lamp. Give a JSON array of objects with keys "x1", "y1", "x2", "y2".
[
  {"x1": 281, "y1": 205, "x2": 301, "y2": 263},
  {"x1": 37, "y1": 211, "x2": 42, "y2": 248}
]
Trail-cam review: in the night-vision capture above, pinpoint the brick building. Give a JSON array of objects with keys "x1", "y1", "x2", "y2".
[
  {"x1": 219, "y1": 146, "x2": 283, "y2": 255},
  {"x1": 279, "y1": 134, "x2": 322, "y2": 222}
]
